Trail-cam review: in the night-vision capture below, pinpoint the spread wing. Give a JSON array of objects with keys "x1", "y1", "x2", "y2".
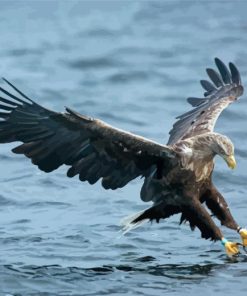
[
  {"x1": 0, "y1": 79, "x2": 174, "y2": 190},
  {"x1": 168, "y1": 58, "x2": 244, "y2": 145}
]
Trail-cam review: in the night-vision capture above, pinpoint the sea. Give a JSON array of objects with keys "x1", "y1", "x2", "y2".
[{"x1": 0, "y1": 1, "x2": 247, "y2": 295}]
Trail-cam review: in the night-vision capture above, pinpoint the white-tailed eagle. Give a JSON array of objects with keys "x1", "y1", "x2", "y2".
[{"x1": 0, "y1": 58, "x2": 246, "y2": 256}]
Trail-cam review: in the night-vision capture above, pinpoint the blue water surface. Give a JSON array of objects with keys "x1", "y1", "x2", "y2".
[{"x1": 0, "y1": 1, "x2": 247, "y2": 295}]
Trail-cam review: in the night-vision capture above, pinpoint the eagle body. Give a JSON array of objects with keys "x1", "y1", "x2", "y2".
[
  {"x1": 0, "y1": 58, "x2": 246, "y2": 252},
  {"x1": 139, "y1": 133, "x2": 224, "y2": 240},
  {"x1": 173, "y1": 135, "x2": 215, "y2": 182}
]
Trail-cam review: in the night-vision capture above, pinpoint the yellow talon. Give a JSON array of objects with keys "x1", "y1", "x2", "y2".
[
  {"x1": 239, "y1": 228, "x2": 247, "y2": 247},
  {"x1": 224, "y1": 241, "x2": 240, "y2": 257},
  {"x1": 222, "y1": 238, "x2": 240, "y2": 257}
]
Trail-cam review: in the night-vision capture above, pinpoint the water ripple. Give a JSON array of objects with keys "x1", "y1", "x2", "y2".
[
  {"x1": 67, "y1": 57, "x2": 124, "y2": 70},
  {"x1": 0, "y1": 1, "x2": 247, "y2": 295}
]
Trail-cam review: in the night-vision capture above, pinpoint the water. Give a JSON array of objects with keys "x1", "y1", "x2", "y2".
[{"x1": 0, "y1": 1, "x2": 247, "y2": 295}]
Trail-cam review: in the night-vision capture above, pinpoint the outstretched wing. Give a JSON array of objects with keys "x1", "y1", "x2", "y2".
[
  {"x1": 0, "y1": 79, "x2": 174, "y2": 190},
  {"x1": 168, "y1": 58, "x2": 244, "y2": 145}
]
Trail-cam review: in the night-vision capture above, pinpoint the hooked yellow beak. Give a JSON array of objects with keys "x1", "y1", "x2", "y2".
[{"x1": 224, "y1": 154, "x2": 236, "y2": 169}]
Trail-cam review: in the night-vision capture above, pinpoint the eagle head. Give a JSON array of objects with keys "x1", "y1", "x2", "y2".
[{"x1": 212, "y1": 134, "x2": 236, "y2": 169}]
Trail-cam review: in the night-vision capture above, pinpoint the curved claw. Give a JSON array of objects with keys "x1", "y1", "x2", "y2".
[{"x1": 224, "y1": 241, "x2": 241, "y2": 257}]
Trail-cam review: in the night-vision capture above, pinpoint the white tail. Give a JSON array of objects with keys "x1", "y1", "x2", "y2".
[{"x1": 120, "y1": 209, "x2": 149, "y2": 235}]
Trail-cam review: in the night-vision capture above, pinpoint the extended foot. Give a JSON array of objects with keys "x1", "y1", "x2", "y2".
[
  {"x1": 238, "y1": 228, "x2": 247, "y2": 251},
  {"x1": 221, "y1": 238, "x2": 241, "y2": 257}
]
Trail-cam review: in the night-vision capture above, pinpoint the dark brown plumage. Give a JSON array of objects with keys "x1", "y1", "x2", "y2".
[{"x1": 0, "y1": 58, "x2": 244, "y2": 248}]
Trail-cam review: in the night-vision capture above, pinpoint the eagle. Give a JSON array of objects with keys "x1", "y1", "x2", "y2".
[{"x1": 0, "y1": 58, "x2": 246, "y2": 256}]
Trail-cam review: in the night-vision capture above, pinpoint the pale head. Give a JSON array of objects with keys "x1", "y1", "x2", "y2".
[
  {"x1": 210, "y1": 133, "x2": 236, "y2": 169},
  {"x1": 189, "y1": 132, "x2": 236, "y2": 169}
]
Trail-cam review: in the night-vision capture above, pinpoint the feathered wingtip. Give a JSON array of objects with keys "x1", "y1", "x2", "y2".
[
  {"x1": 1, "y1": 77, "x2": 35, "y2": 104},
  {"x1": 187, "y1": 58, "x2": 243, "y2": 107},
  {"x1": 120, "y1": 209, "x2": 149, "y2": 235}
]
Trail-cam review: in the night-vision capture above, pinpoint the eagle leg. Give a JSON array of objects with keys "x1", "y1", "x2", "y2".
[
  {"x1": 202, "y1": 186, "x2": 239, "y2": 230},
  {"x1": 181, "y1": 199, "x2": 240, "y2": 256},
  {"x1": 181, "y1": 199, "x2": 223, "y2": 240},
  {"x1": 202, "y1": 186, "x2": 247, "y2": 249}
]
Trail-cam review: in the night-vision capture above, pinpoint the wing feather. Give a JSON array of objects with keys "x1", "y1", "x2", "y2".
[
  {"x1": 206, "y1": 68, "x2": 223, "y2": 87},
  {"x1": 215, "y1": 57, "x2": 231, "y2": 84},
  {"x1": 168, "y1": 58, "x2": 244, "y2": 145},
  {"x1": 229, "y1": 62, "x2": 241, "y2": 85},
  {"x1": 187, "y1": 97, "x2": 207, "y2": 107},
  {"x1": 0, "y1": 79, "x2": 175, "y2": 190},
  {"x1": 200, "y1": 80, "x2": 216, "y2": 93}
]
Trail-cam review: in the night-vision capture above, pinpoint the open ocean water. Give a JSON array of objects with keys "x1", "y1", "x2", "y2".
[{"x1": 0, "y1": 1, "x2": 247, "y2": 295}]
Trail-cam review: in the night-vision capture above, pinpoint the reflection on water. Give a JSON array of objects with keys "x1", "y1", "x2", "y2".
[
  {"x1": 0, "y1": 0, "x2": 247, "y2": 295},
  {"x1": 2, "y1": 262, "x2": 217, "y2": 279},
  {"x1": 1, "y1": 258, "x2": 247, "y2": 295}
]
